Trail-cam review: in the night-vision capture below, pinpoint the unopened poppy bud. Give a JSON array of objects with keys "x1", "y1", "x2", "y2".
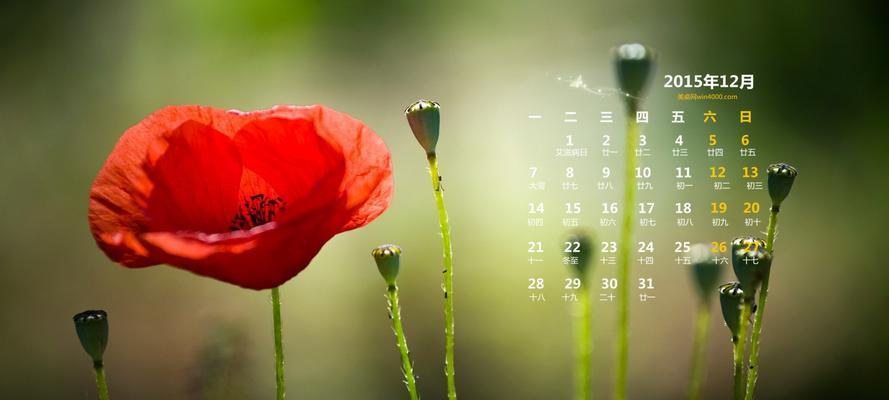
[
  {"x1": 405, "y1": 100, "x2": 440, "y2": 155},
  {"x1": 372, "y1": 244, "x2": 402, "y2": 286},
  {"x1": 689, "y1": 244, "x2": 721, "y2": 303},
  {"x1": 564, "y1": 229, "x2": 595, "y2": 278},
  {"x1": 73, "y1": 310, "x2": 109, "y2": 365},
  {"x1": 730, "y1": 237, "x2": 772, "y2": 297},
  {"x1": 718, "y1": 282, "x2": 744, "y2": 340},
  {"x1": 767, "y1": 163, "x2": 798, "y2": 208},
  {"x1": 613, "y1": 43, "x2": 655, "y2": 111}
]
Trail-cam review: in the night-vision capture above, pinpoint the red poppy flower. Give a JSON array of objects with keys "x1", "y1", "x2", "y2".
[{"x1": 88, "y1": 105, "x2": 393, "y2": 289}]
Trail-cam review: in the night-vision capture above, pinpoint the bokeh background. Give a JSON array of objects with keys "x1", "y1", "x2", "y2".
[{"x1": 1, "y1": 1, "x2": 886, "y2": 399}]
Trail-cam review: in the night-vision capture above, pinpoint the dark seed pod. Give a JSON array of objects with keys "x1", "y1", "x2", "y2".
[
  {"x1": 405, "y1": 100, "x2": 440, "y2": 155},
  {"x1": 73, "y1": 310, "x2": 109, "y2": 364},
  {"x1": 372, "y1": 244, "x2": 402, "y2": 286},
  {"x1": 564, "y1": 229, "x2": 595, "y2": 278},
  {"x1": 767, "y1": 163, "x2": 798, "y2": 208},
  {"x1": 718, "y1": 282, "x2": 744, "y2": 340},
  {"x1": 613, "y1": 43, "x2": 655, "y2": 112},
  {"x1": 689, "y1": 243, "x2": 721, "y2": 304},
  {"x1": 730, "y1": 237, "x2": 772, "y2": 297}
]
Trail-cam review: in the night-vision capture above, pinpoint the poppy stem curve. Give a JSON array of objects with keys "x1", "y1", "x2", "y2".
[
  {"x1": 387, "y1": 284, "x2": 420, "y2": 400},
  {"x1": 426, "y1": 153, "x2": 457, "y2": 400},
  {"x1": 93, "y1": 362, "x2": 110, "y2": 400},
  {"x1": 271, "y1": 287, "x2": 286, "y2": 400},
  {"x1": 744, "y1": 208, "x2": 779, "y2": 399}
]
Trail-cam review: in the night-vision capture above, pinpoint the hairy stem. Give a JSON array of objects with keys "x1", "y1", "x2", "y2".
[
  {"x1": 687, "y1": 303, "x2": 711, "y2": 400},
  {"x1": 734, "y1": 302, "x2": 752, "y2": 400},
  {"x1": 744, "y1": 208, "x2": 779, "y2": 399},
  {"x1": 574, "y1": 283, "x2": 592, "y2": 400},
  {"x1": 271, "y1": 287, "x2": 286, "y2": 400},
  {"x1": 427, "y1": 153, "x2": 457, "y2": 399},
  {"x1": 387, "y1": 285, "x2": 420, "y2": 400},
  {"x1": 615, "y1": 114, "x2": 638, "y2": 400},
  {"x1": 94, "y1": 362, "x2": 110, "y2": 400}
]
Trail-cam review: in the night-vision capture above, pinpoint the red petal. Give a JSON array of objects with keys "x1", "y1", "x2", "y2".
[
  {"x1": 144, "y1": 120, "x2": 243, "y2": 233},
  {"x1": 140, "y1": 211, "x2": 337, "y2": 289},
  {"x1": 233, "y1": 116, "x2": 346, "y2": 223},
  {"x1": 89, "y1": 106, "x2": 243, "y2": 265},
  {"x1": 243, "y1": 105, "x2": 394, "y2": 232}
]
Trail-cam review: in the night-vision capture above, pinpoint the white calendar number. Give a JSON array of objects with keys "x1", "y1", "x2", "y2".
[
  {"x1": 564, "y1": 241, "x2": 581, "y2": 253},
  {"x1": 565, "y1": 202, "x2": 581, "y2": 214},
  {"x1": 676, "y1": 167, "x2": 691, "y2": 179},
  {"x1": 565, "y1": 278, "x2": 581, "y2": 290},
  {"x1": 674, "y1": 241, "x2": 690, "y2": 253}
]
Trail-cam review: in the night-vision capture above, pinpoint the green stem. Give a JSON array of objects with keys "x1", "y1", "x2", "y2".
[
  {"x1": 734, "y1": 301, "x2": 752, "y2": 400},
  {"x1": 387, "y1": 285, "x2": 420, "y2": 400},
  {"x1": 94, "y1": 362, "x2": 110, "y2": 400},
  {"x1": 427, "y1": 153, "x2": 457, "y2": 400},
  {"x1": 271, "y1": 287, "x2": 286, "y2": 400},
  {"x1": 615, "y1": 114, "x2": 638, "y2": 400},
  {"x1": 764, "y1": 207, "x2": 779, "y2": 252},
  {"x1": 730, "y1": 339, "x2": 742, "y2": 400},
  {"x1": 574, "y1": 282, "x2": 592, "y2": 400},
  {"x1": 744, "y1": 208, "x2": 779, "y2": 399},
  {"x1": 687, "y1": 303, "x2": 711, "y2": 400}
]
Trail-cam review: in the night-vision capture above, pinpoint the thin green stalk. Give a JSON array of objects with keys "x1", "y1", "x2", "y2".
[
  {"x1": 730, "y1": 338, "x2": 742, "y2": 400},
  {"x1": 687, "y1": 303, "x2": 711, "y2": 400},
  {"x1": 94, "y1": 362, "x2": 110, "y2": 400},
  {"x1": 426, "y1": 153, "x2": 457, "y2": 399},
  {"x1": 574, "y1": 284, "x2": 592, "y2": 400},
  {"x1": 387, "y1": 285, "x2": 420, "y2": 400},
  {"x1": 615, "y1": 114, "x2": 638, "y2": 400},
  {"x1": 744, "y1": 208, "x2": 779, "y2": 399},
  {"x1": 734, "y1": 302, "x2": 752, "y2": 400},
  {"x1": 271, "y1": 287, "x2": 286, "y2": 400},
  {"x1": 764, "y1": 207, "x2": 778, "y2": 252}
]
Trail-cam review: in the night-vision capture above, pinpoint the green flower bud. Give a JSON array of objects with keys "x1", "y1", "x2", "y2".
[
  {"x1": 689, "y1": 243, "x2": 721, "y2": 304},
  {"x1": 405, "y1": 100, "x2": 440, "y2": 155},
  {"x1": 372, "y1": 244, "x2": 402, "y2": 286},
  {"x1": 718, "y1": 282, "x2": 745, "y2": 340},
  {"x1": 767, "y1": 162, "x2": 798, "y2": 209},
  {"x1": 613, "y1": 43, "x2": 655, "y2": 111},
  {"x1": 730, "y1": 237, "x2": 772, "y2": 298},
  {"x1": 563, "y1": 229, "x2": 595, "y2": 278},
  {"x1": 73, "y1": 310, "x2": 109, "y2": 364}
]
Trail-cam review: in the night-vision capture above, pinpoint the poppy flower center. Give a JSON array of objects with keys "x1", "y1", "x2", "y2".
[{"x1": 229, "y1": 193, "x2": 287, "y2": 231}]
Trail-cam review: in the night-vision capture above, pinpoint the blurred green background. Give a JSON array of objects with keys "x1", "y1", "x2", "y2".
[{"x1": 1, "y1": 1, "x2": 886, "y2": 399}]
